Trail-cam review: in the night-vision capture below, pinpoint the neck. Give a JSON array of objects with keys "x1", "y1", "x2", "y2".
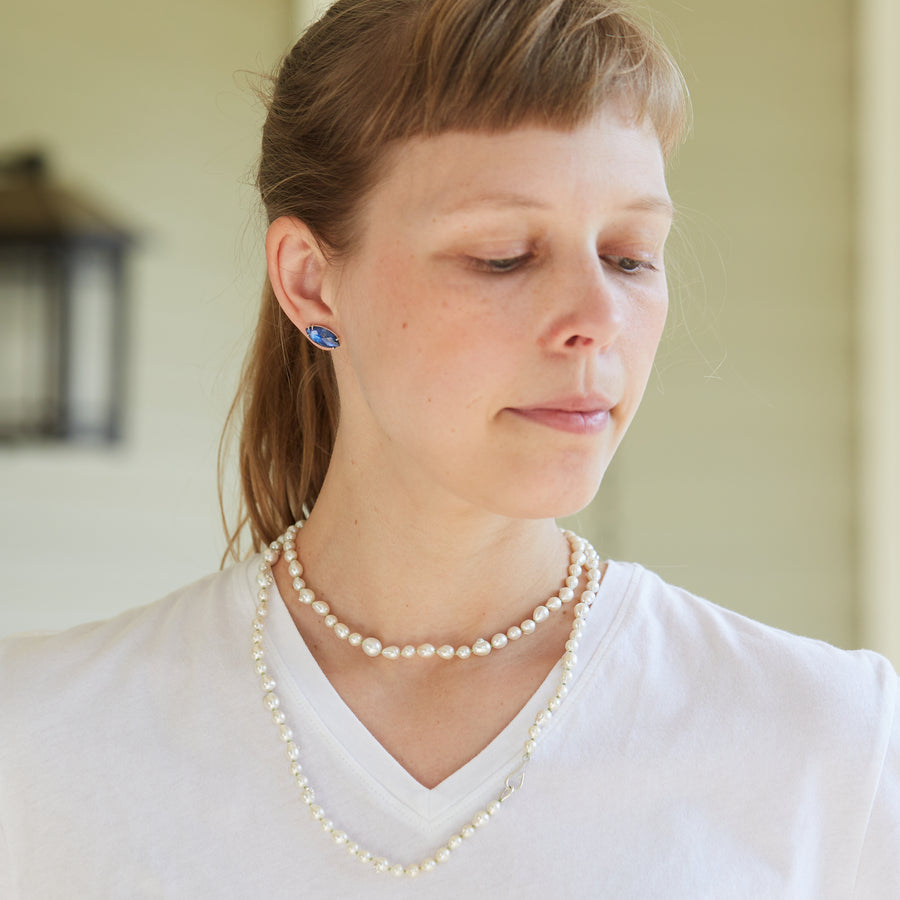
[{"x1": 290, "y1": 463, "x2": 570, "y2": 647}]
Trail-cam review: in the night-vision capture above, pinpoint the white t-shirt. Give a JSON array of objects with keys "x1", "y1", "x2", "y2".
[{"x1": 1, "y1": 557, "x2": 897, "y2": 898}]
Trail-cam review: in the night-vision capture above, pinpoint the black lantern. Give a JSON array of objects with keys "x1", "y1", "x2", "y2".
[{"x1": 0, "y1": 152, "x2": 132, "y2": 442}]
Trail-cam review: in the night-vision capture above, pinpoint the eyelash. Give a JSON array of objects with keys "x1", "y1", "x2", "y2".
[{"x1": 471, "y1": 254, "x2": 656, "y2": 275}]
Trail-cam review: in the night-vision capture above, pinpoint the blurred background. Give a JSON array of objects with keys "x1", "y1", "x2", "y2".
[{"x1": 0, "y1": 0, "x2": 897, "y2": 667}]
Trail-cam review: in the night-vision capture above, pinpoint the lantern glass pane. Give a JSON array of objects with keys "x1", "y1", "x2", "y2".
[
  {"x1": 0, "y1": 247, "x2": 59, "y2": 437},
  {"x1": 67, "y1": 244, "x2": 117, "y2": 438}
]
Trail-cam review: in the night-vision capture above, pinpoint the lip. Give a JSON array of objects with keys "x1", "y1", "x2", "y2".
[{"x1": 506, "y1": 395, "x2": 615, "y2": 435}]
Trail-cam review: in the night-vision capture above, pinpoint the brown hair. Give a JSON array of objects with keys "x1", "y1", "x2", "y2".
[{"x1": 220, "y1": 0, "x2": 689, "y2": 561}]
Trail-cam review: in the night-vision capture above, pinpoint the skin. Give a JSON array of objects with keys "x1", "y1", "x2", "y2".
[{"x1": 267, "y1": 104, "x2": 673, "y2": 787}]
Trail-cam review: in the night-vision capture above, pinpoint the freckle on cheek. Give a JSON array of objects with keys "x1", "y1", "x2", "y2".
[{"x1": 402, "y1": 322, "x2": 408, "y2": 329}]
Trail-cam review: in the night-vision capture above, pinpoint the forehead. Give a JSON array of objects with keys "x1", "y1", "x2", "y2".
[{"x1": 361, "y1": 107, "x2": 670, "y2": 227}]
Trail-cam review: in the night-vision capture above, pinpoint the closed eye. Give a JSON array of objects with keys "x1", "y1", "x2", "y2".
[
  {"x1": 605, "y1": 256, "x2": 657, "y2": 274},
  {"x1": 470, "y1": 253, "x2": 533, "y2": 274}
]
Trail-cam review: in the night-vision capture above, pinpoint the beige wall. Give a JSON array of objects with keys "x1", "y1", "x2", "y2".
[
  {"x1": 1, "y1": 0, "x2": 895, "y2": 665},
  {"x1": 0, "y1": 0, "x2": 289, "y2": 634}
]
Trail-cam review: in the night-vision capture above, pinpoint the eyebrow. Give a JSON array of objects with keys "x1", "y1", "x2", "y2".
[{"x1": 437, "y1": 192, "x2": 674, "y2": 218}]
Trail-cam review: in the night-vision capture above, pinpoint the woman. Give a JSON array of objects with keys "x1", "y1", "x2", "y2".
[{"x1": 1, "y1": 0, "x2": 897, "y2": 895}]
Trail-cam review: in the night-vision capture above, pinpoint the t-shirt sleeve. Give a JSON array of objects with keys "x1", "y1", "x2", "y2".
[{"x1": 853, "y1": 668, "x2": 900, "y2": 896}]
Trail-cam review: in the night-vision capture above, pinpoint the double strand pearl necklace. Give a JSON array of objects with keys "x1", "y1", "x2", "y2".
[
  {"x1": 251, "y1": 523, "x2": 602, "y2": 878},
  {"x1": 282, "y1": 522, "x2": 596, "y2": 661}
]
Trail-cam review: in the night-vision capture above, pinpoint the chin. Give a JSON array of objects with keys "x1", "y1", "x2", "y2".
[{"x1": 485, "y1": 462, "x2": 610, "y2": 521}]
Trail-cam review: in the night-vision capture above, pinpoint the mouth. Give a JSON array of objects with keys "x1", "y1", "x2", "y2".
[{"x1": 505, "y1": 397, "x2": 614, "y2": 435}]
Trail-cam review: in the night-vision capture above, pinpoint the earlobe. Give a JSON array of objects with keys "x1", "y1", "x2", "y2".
[{"x1": 265, "y1": 216, "x2": 336, "y2": 334}]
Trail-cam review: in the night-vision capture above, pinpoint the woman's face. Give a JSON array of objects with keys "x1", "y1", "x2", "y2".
[{"x1": 324, "y1": 105, "x2": 672, "y2": 520}]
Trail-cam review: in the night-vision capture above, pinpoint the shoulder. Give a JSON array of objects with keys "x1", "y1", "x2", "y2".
[
  {"x1": 607, "y1": 561, "x2": 898, "y2": 746},
  {"x1": 0, "y1": 557, "x2": 260, "y2": 710}
]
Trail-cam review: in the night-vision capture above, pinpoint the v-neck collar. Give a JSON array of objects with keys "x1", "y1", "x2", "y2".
[{"x1": 244, "y1": 555, "x2": 633, "y2": 824}]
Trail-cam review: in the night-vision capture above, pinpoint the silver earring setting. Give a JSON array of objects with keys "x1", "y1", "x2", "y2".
[{"x1": 305, "y1": 325, "x2": 340, "y2": 350}]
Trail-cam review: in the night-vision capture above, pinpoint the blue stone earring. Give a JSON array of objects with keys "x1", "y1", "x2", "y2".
[{"x1": 305, "y1": 325, "x2": 340, "y2": 350}]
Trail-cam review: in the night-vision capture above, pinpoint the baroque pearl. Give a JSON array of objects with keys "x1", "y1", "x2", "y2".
[{"x1": 282, "y1": 522, "x2": 594, "y2": 664}]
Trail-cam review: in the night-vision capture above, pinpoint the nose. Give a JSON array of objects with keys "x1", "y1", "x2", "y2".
[{"x1": 542, "y1": 255, "x2": 625, "y2": 353}]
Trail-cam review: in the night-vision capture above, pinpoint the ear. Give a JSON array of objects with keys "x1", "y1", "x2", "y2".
[{"x1": 265, "y1": 216, "x2": 336, "y2": 334}]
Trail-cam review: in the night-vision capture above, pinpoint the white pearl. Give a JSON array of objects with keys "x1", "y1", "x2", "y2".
[
  {"x1": 324, "y1": 614, "x2": 337, "y2": 628},
  {"x1": 472, "y1": 811, "x2": 490, "y2": 828},
  {"x1": 346, "y1": 843, "x2": 359, "y2": 856},
  {"x1": 288, "y1": 560, "x2": 302, "y2": 577},
  {"x1": 533, "y1": 605, "x2": 550, "y2": 623},
  {"x1": 348, "y1": 633, "x2": 363, "y2": 646},
  {"x1": 574, "y1": 602, "x2": 588, "y2": 616},
  {"x1": 421, "y1": 859, "x2": 436, "y2": 872},
  {"x1": 311, "y1": 600, "x2": 330, "y2": 616},
  {"x1": 297, "y1": 588, "x2": 315, "y2": 605},
  {"x1": 405, "y1": 866, "x2": 420, "y2": 878},
  {"x1": 357, "y1": 851, "x2": 371, "y2": 864},
  {"x1": 261, "y1": 675, "x2": 275, "y2": 691},
  {"x1": 292, "y1": 577, "x2": 306, "y2": 591},
  {"x1": 588, "y1": 566, "x2": 601, "y2": 580},
  {"x1": 568, "y1": 563, "x2": 581, "y2": 576},
  {"x1": 486, "y1": 800, "x2": 501, "y2": 815},
  {"x1": 559, "y1": 587, "x2": 575, "y2": 602},
  {"x1": 507, "y1": 625, "x2": 522, "y2": 641},
  {"x1": 252, "y1": 648, "x2": 265, "y2": 661},
  {"x1": 286, "y1": 742, "x2": 300, "y2": 761},
  {"x1": 374, "y1": 858, "x2": 390, "y2": 873},
  {"x1": 490, "y1": 633, "x2": 508, "y2": 650},
  {"x1": 548, "y1": 696, "x2": 561, "y2": 711},
  {"x1": 333, "y1": 831, "x2": 348, "y2": 845},
  {"x1": 390, "y1": 864, "x2": 404, "y2": 876},
  {"x1": 279, "y1": 724, "x2": 293, "y2": 741},
  {"x1": 461, "y1": 825, "x2": 476, "y2": 839},
  {"x1": 435, "y1": 847, "x2": 451, "y2": 863},
  {"x1": 417, "y1": 643, "x2": 436, "y2": 658},
  {"x1": 283, "y1": 548, "x2": 297, "y2": 562},
  {"x1": 524, "y1": 739, "x2": 537, "y2": 754},
  {"x1": 521, "y1": 619, "x2": 536, "y2": 634},
  {"x1": 586, "y1": 580, "x2": 600, "y2": 592},
  {"x1": 535, "y1": 709, "x2": 552, "y2": 726},
  {"x1": 264, "y1": 692, "x2": 279, "y2": 710},
  {"x1": 562, "y1": 650, "x2": 577, "y2": 668},
  {"x1": 333, "y1": 623, "x2": 350, "y2": 639},
  {"x1": 310, "y1": 804, "x2": 324, "y2": 820},
  {"x1": 436, "y1": 645, "x2": 455, "y2": 659},
  {"x1": 401, "y1": 645, "x2": 416, "y2": 659},
  {"x1": 272, "y1": 709, "x2": 286, "y2": 724},
  {"x1": 546, "y1": 597, "x2": 562, "y2": 611},
  {"x1": 381, "y1": 645, "x2": 400, "y2": 660},
  {"x1": 472, "y1": 638, "x2": 491, "y2": 656},
  {"x1": 455, "y1": 645, "x2": 472, "y2": 659},
  {"x1": 362, "y1": 637, "x2": 383, "y2": 657},
  {"x1": 447, "y1": 835, "x2": 462, "y2": 849},
  {"x1": 565, "y1": 575, "x2": 579, "y2": 589}
]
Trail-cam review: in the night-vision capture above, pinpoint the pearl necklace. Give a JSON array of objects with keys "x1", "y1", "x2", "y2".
[
  {"x1": 281, "y1": 522, "x2": 598, "y2": 661},
  {"x1": 251, "y1": 523, "x2": 601, "y2": 877}
]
